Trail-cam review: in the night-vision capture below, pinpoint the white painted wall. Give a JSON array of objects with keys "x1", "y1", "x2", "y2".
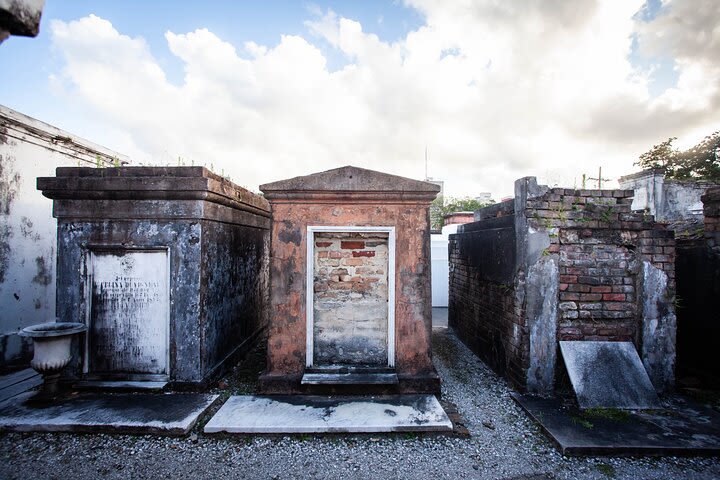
[
  {"x1": 619, "y1": 170, "x2": 715, "y2": 221},
  {"x1": 0, "y1": 105, "x2": 129, "y2": 367},
  {"x1": 431, "y1": 224, "x2": 459, "y2": 307}
]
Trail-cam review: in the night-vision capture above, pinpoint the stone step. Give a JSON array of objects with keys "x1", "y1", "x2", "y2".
[
  {"x1": 301, "y1": 372, "x2": 399, "y2": 385},
  {"x1": 73, "y1": 380, "x2": 168, "y2": 391}
]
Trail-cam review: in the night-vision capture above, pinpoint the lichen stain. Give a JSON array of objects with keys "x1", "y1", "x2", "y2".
[
  {"x1": 19, "y1": 216, "x2": 41, "y2": 241},
  {"x1": 32, "y1": 256, "x2": 52, "y2": 286}
]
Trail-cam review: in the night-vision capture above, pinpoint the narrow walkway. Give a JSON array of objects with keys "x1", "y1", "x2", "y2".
[{"x1": 432, "y1": 307, "x2": 448, "y2": 328}]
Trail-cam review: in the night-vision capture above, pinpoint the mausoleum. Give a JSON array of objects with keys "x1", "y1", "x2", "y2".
[
  {"x1": 258, "y1": 166, "x2": 441, "y2": 394},
  {"x1": 37, "y1": 167, "x2": 271, "y2": 388}
]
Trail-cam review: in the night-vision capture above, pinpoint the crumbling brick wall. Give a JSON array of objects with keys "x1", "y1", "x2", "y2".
[
  {"x1": 449, "y1": 177, "x2": 677, "y2": 394},
  {"x1": 313, "y1": 233, "x2": 389, "y2": 366},
  {"x1": 526, "y1": 189, "x2": 675, "y2": 343}
]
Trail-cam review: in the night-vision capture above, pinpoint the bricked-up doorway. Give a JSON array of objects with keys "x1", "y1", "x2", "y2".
[{"x1": 306, "y1": 226, "x2": 395, "y2": 369}]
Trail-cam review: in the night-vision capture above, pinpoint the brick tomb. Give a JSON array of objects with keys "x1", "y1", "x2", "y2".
[
  {"x1": 449, "y1": 177, "x2": 677, "y2": 395},
  {"x1": 258, "y1": 166, "x2": 441, "y2": 394}
]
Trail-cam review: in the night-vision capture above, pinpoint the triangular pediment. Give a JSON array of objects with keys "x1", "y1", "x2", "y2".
[{"x1": 260, "y1": 166, "x2": 441, "y2": 194}]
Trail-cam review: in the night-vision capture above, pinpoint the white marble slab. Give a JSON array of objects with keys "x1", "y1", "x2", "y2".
[
  {"x1": 560, "y1": 341, "x2": 660, "y2": 410},
  {"x1": 87, "y1": 249, "x2": 169, "y2": 376},
  {"x1": 204, "y1": 394, "x2": 453, "y2": 433}
]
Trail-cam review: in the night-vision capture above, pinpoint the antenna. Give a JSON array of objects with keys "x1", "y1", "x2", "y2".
[{"x1": 425, "y1": 146, "x2": 428, "y2": 180}]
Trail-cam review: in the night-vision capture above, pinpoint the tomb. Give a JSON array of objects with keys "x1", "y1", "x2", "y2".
[
  {"x1": 258, "y1": 166, "x2": 441, "y2": 394},
  {"x1": 37, "y1": 167, "x2": 271, "y2": 387}
]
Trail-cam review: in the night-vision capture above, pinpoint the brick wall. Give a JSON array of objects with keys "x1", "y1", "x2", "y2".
[
  {"x1": 313, "y1": 233, "x2": 389, "y2": 366},
  {"x1": 448, "y1": 213, "x2": 524, "y2": 385}
]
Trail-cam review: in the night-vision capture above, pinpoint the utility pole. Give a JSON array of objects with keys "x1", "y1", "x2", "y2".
[{"x1": 587, "y1": 167, "x2": 611, "y2": 189}]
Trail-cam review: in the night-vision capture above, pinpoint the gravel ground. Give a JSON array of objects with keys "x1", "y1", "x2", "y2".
[{"x1": 1, "y1": 328, "x2": 718, "y2": 480}]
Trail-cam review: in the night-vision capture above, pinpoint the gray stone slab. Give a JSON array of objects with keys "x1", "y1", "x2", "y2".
[
  {"x1": 512, "y1": 393, "x2": 720, "y2": 456},
  {"x1": 0, "y1": 392, "x2": 219, "y2": 436},
  {"x1": 204, "y1": 394, "x2": 453, "y2": 433},
  {"x1": 301, "y1": 373, "x2": 398, "y2": 385},
  {"x1": 560, "y1": 341, "x2": 660, "y2": 409}
]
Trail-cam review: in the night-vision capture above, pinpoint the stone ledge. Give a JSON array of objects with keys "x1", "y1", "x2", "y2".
[
  {"x1": 258, "y1": 371, "x2": 441, "y2": 396},
  {"x1": 38, "y1": 167, "x2": 270, "y2": 217}
]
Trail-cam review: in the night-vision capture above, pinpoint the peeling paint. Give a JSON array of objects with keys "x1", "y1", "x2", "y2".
[
  {"x1": 640, "y1": 260, "x2": 676, "y2": 393},
  {"x1": 526, "y1": 256, "x2": 559, "y2": 396}
]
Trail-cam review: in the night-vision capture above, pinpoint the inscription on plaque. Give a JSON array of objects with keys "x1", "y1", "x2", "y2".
[{"x1": 88, "y1": 250, "x2": 169, "y2": 376}]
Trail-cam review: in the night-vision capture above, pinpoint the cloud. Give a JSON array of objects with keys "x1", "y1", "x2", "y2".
[{"x1": 48, "y1": 3, "x2": 720, "y2": 199}]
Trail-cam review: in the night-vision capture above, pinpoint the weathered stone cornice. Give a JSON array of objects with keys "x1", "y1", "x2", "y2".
[{"x1": 38, "y1": 167, "x2": 271, "y2": 219}]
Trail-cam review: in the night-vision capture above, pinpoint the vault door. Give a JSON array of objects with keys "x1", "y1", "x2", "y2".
[{"x1": 311, "y1": 231, "x2": 390, "y2": 367}]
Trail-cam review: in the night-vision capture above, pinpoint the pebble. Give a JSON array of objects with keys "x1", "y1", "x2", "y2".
[{"x1": 0, "y1": 329, "x2": 718, "y2": 479}]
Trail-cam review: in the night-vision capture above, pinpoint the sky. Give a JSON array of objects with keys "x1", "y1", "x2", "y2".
[{"x1": 2, "y1": 0, "x2": 719, "y2": 200}]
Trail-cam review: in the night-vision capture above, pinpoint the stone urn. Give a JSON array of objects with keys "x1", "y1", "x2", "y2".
[{"x1": 20, "y1": 322, "x2": 87, "y2": 400}]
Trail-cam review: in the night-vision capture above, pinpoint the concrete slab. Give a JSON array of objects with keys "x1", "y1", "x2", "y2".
[
  {"x1": 204, "y1": 394, "x2": 453, "y2": 433},
  {"x1": 0, "y1": 392, "x2": 219, "y2": 436},
  {"x1": 560, "y1": 341, "x2": 660, "y2": 409},
  {"x1": 512, "y1": 393, "x2": 720, "y2": 456}
]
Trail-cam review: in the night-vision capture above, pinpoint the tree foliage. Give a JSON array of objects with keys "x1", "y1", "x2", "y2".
[
  {"x1": 430, "y1": 196, "x2": 494, "y2": 230},
  {"x1": 635, "y1": 131, "x2": 720, "y2": 181}
]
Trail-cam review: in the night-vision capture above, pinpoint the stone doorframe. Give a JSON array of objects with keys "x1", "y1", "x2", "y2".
[{"x1": 305, "y1": 225, "x2": 396, "y2": 369}]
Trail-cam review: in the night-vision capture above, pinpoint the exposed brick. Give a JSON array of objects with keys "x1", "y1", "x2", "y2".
[
  {"x1": 567, "y1": 284, "x2": 591, "y2": 293},
  {"x1": 602, "y1": 293, "x2": 626, "y2": 301},
  {"x1": 352, "y1": 250, "x2": 376, "y2": 257},
  {"x1": 315, "y1": 241, "x2": 332, "y2": 247},
  {"x1": 342, "y1": 258, "x2": 364, "y2": 266},
  {"x1": 341, "y1": 241, "x2": 365, "y2": 249},
  {"x1": 560, "y1": 293, "x2": 580, "y2": 301}
]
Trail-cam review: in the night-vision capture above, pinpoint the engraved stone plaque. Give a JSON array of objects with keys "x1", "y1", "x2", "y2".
[{"x1": 87, "y1": 249, "x2": 169, "y2": 377}]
